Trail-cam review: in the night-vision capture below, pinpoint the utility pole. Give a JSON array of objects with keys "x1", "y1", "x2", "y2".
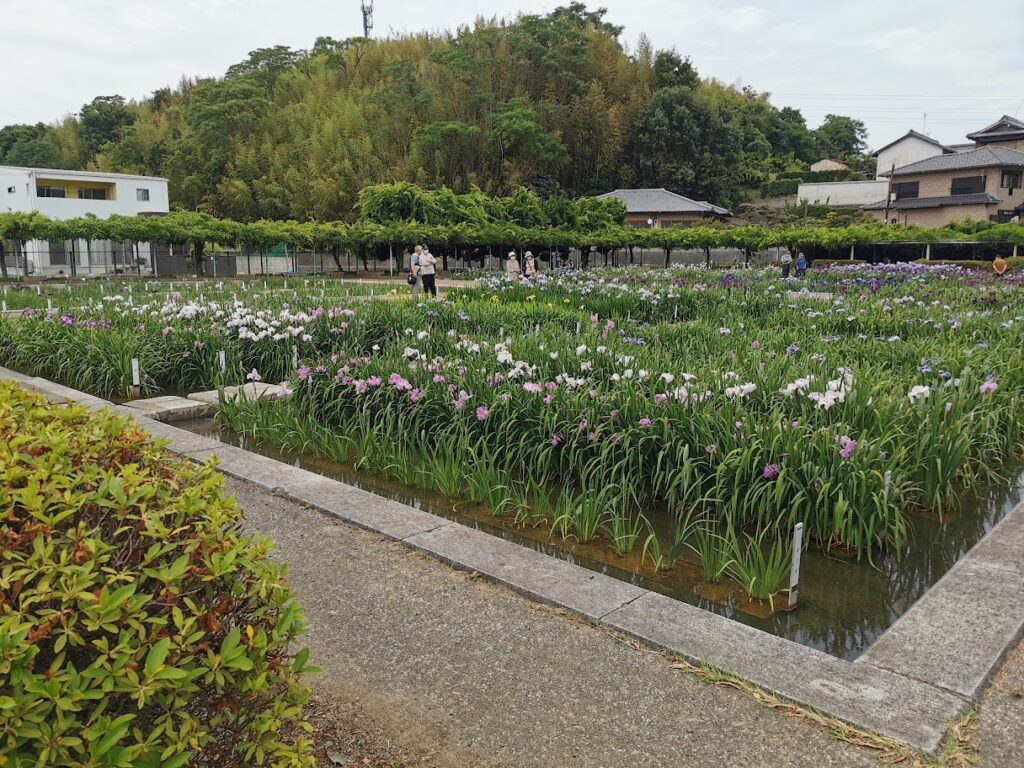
[
  {"x1": 361, "y1": 0, "x2": 374, "y2": 38},
  {"x1": 883, "y1": 162, "x2": 896, "y2": 225}
]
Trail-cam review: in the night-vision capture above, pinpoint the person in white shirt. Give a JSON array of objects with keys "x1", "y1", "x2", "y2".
[
  {"x1": 505, "y1": 251, "x2": 521, "y2": 279},
  {"x1": 419, "y1": 246, "x2": 438, "y2": 296},
  {"x1": 781, "y1": 251, "x2": 793, "y2": 279}
]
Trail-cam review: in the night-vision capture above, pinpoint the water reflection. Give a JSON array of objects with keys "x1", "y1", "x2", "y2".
[{"x1": 179, "y1": 418, "x2": 1023, "y2": 661}]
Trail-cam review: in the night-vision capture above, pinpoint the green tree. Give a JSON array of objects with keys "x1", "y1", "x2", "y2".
[
  {"x1": 814, "y1": 114, "x2": 868, "y2": 159},
  {"x1": 0, "y1": 123, "x2": 59, "y2": 167},
  {"x1": 78, "y1": 95, "x2": 134, "y2": 156}
]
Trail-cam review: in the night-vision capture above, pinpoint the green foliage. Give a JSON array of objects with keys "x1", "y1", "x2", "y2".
[
  {"x1": 78, "y1": 95, "x2": 134, "y2": 156},
  {"x1": 812, "y1": 114, "x2": 868, "y2": 160},
  {"x1": 761, "y1": 179, "x2": 801, "y2": 198},
  {"x1": 5, "y1": 5, "x2": 872, "y2": 215},
  {"x1": 0, "y1": 383, "x2": 315, "y2": 766}
]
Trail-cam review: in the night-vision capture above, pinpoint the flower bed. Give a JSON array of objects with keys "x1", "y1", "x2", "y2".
[{"x1": 3, "y1": 264, "x2": 1023, "y2": 605}]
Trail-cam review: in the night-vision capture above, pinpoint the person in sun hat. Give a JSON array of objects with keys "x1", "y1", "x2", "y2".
[
  {"x1": 524, "y1": 250, "x2": 537, "y2": 278},
  {"x1": 505, "y1": 250, "x2": 521, "y2": 279}
]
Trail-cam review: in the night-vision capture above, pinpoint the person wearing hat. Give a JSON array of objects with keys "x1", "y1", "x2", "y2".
[
  {"x1": 524, "y1": 250, "x2": 537, "y2": 278},
  {"x1": 505, "y1": 251, "x2": 521, "y2": 279}
]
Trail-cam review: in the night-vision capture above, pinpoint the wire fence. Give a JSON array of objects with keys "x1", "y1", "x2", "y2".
[{"x1": 2, "y1": 238, "x2": 1017, "y2": 280}]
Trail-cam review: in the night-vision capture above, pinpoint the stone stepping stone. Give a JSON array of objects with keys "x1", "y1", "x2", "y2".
[{"x1": 123, "y1": 395, "x2": 212, "y2": 422}]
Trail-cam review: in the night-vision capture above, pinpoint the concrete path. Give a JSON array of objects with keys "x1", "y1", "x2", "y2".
[{"x1": 223, "y1": 477, "x2": 1023, "y2": 767}]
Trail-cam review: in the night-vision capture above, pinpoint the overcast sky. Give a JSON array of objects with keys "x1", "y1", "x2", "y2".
[{"x1": 3, "y1": 0, "x2": 1022, "y2": 149}]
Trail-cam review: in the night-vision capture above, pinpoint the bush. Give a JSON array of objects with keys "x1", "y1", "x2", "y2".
[
  {"x1": 775, "y1": 169, "x2": 864, "y2": 183},
  {"x1": 912, "y1": 257, "x2": 1024, "y2": 271},
  {"x1": 0, "y1": 383, "x2": 316, "y2": 767},
  {"x1": 760, "y1": 179, "x2": 800, "y2": 198}
]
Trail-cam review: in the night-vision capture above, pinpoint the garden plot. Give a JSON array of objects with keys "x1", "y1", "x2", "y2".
[{"x1": 2, "y1": 264, "x2": 1022, "y2": 659}]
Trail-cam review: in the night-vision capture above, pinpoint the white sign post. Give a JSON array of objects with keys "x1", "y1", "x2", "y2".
[
  {"x1": 131, "y1": 358, "x2": 141, "y2": 399},
  {"x1": 787, "y1": 522, "x2": 804, "y2": 611}
]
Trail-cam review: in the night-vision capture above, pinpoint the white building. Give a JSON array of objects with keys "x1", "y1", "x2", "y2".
[
  {"x1": 797, "y1": 180, "x2": 888, "y2": 207},
  {"x1": 871, "y1": 130, "x2": 976, "y2": 180},
  {"x1": 0, "y1": 166, "x2": 169, "y2": 276}
]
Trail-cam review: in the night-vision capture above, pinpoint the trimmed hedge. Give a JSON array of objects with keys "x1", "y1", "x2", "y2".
[
  {"x1": 0, "y1": 383, "x2": 316, "y2": 767},
  {"x1": 776, "y1": 169, "x2": 864, "y2": 183},
  {"x1": 912, "y1": 257, "x2": 1024, "y2": 271},
  {"x1": 761, "y1": 179, "x2": 801, "y2": 198}
]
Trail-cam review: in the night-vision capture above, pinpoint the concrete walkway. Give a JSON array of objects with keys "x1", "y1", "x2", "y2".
[{"x1": 227, "y1": 478, "x2": 1023, "y2": 767}]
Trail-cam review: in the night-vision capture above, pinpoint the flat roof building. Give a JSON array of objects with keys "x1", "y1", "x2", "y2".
[{"x1": 0, "y1": 166, "x2": 169, "y2": 276}]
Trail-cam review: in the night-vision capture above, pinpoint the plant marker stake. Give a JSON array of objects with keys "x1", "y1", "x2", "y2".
[
  {"x1": 219, "y1": 350, "x2": 226, "y2": 372},
  {"x1": 576, "y1": 321, "x2": 581, "y2": 334},
  {"x1": 131, "y1": 358, "x2": 141, "y2": 399},
  {"x1": 292, "y1": 345, "x2": 298, "y2": 369},
  {"x1": 1, "y1": 300, "x2": 6, "y2": 313},
  {"x1": 36, "y1": 285, "x2": 42, "y2": 296},
  {"x1": 47, "y1": 298, "x2": 52, "y2": 310},
  {"x1": 787, "y1": 522, "x2": 804, "y2": 611}
]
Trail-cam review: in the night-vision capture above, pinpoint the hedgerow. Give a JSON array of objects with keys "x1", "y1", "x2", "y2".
[{"x1": 0, "y1": 382, "x2": 316, "y2": 767}]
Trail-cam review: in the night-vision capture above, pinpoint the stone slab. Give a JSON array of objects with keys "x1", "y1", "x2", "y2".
[
  {"x1": 123, "y1": 395, "x2": 212, "y2": 422},
  {"x1": 277, "y1": 473, "x2": 449, "y2": 541},
  {"x1": 404, "y1": 523, "x2": 648, "y2": 622},
  {"x1": 857, "y1": 559, "x2": 1024, "y2": 699},
  {"x1": 0, "y1": 366, "x2": 33, "y2": 382},
  {"x1": 187, "y1": 382, "x2": 287, "y2": 405},
  {"x1": 181, "y1": 443, "x2": 296, "y2": 490},
  {"x1": 962, "y1": 501, "x2": 1024, "y2": 575},
  {"x1": 601, "y1": 591, "x2": 967, "y2": 753},
  {"x1": 25, "y1": 377, "x2": 109, "y2": 407}
]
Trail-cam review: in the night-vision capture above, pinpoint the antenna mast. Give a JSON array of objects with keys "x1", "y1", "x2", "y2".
[{"x1": 361, "y1": 0, "x2": 374, "y2": 38}]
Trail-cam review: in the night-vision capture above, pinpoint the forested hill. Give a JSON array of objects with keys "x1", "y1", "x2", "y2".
[{"x1": 0, "y1": 3, "x2": 868, "y2": 221}]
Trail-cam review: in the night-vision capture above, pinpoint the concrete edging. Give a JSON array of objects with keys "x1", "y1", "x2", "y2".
[{"x1": 7, "y1": 368, "x2": 1024, "y2": 754}]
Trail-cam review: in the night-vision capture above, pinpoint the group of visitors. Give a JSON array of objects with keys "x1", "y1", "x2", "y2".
[
  {"x1": 408, "y1": 246, "x2": 539, "y2": 297},
  {"x1": 407, "y1": 244, "x2": 437, "y2": 297},
  {"x1": 504, "y1": 250, "x2": 537, "y2": 279},
  {"x1": 780, "y1": 250, "x2": 808, "y2": 279}
]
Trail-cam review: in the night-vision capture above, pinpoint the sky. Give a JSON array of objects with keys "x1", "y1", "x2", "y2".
[{"x1": 2, "y1": 0, "x2": 1023, "y2": 150}]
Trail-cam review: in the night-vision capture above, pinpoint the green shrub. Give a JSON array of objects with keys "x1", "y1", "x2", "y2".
[
  {"x1": 760, "y1": 179, "x2": 800, "y2": 198},
  {"x1": 0, "y1": 382, "x2": 316, "y2": 767},
  {"x1": 912, "y1": 257, "x2": 1024, "y2": 271}
]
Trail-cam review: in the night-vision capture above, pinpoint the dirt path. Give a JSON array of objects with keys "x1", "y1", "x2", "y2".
[{"x1": 226, "y1": 478, "x2": 1023, "y2": 767}]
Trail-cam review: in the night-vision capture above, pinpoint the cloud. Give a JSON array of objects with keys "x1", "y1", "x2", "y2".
[{"x1": 2, "y1": 0, "x2": 1021, "y2": 148}]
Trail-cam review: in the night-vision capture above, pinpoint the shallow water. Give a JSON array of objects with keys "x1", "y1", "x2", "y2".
[{"x1": 179, "y1": 417, "x2": 1024, "y2": 661}]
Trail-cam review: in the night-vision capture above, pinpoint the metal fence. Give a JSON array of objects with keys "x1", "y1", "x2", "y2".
[{"x1": 3, "y1": 238, "x2": 1018, "y2": 281}]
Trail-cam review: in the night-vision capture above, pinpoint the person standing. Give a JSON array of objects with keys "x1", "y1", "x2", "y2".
[
  {"x1": 419, "y1": 246, "x2": 438, "y2": 297},
  {"x1": 409, "y1": 245, "x2": 422, "y2": 297},
  {"x1": 505, "y1": 251, "x2": 521, "y2": 279},
  {"x1": 781, "y1": 250, "x2": 793, "y2": 279},
  {"x1": 795, "y1": 251, "x2": 807, "y2": 278},
  {"x1": 524, "y1": 250, "x2": 537, "y2": 278}
]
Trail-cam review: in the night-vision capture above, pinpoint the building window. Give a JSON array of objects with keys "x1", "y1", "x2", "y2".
[
  {"x1": 892, "y1": 181, "x2": 919, "y2": 200},
  {"x1": 77, "y1": 188, "x2": 107, "y2": 201},
  {"x1": 1001, "y1": 170, "x2": 1022, "y2": 189},
  {"x1": 136, "y1": 188, "x2": 150, "y2": 202},
  {"x1": 36, "y1": 185, "x2": 66, "y2": 198},
  {"x1": 48, "y1": 240, "x2": 67, "y2": 265},
  {"x1": 950, "y1": 176, "x2": 985, "y2": 195}
]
